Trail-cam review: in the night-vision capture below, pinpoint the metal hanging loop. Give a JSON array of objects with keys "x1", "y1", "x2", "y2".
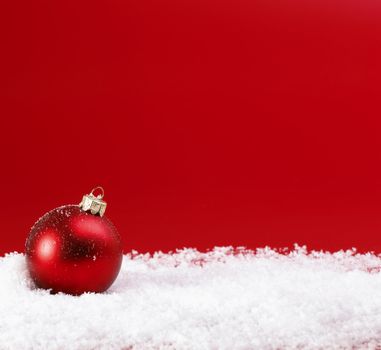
[
  {"x1": 79, "y1": 186, "x2": 107, "y2": 217},
  {"x1": 90, "y1": 186, "x2": 105, "y2": 199}
]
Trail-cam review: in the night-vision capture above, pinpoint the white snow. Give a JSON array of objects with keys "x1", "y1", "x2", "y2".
[{"x1": 1, "y1": 246, "x2": 381, "y2": 349}]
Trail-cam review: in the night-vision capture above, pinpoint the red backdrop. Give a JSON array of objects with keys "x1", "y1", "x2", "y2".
[{"x1": 2, "y1": 0, "x2": 381, "y2": 255}]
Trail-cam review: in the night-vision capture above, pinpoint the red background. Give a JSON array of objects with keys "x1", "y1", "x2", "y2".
[{"x1": 2, "y1": 0, "x2": 381, "y2": 256}]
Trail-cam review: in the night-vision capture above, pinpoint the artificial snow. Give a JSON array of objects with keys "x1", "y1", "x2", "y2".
[{"x1": 1, "y1": 247, "x2": 381, "y2": 349}]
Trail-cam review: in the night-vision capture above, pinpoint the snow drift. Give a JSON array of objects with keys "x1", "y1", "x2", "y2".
[{"x1": 1, "y1": 246, "x2": 381, "y2": 349}]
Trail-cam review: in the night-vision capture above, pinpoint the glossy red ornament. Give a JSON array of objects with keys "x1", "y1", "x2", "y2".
[{"x1": 26, "y1": 188, "x2": 123, "y2": 295}]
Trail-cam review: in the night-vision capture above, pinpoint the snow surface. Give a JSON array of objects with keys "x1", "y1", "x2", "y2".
[{"x1": 2, "y1": 246, "x2": 381, "y2": 349}]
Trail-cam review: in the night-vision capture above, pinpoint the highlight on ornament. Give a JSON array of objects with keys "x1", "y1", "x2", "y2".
[{"x1": 25, "y1": 187, "x2": 123, "y2": 295}]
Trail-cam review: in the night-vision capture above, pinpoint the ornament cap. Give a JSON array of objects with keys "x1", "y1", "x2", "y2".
[{"x1": 79, "y1": 186, "x2": 107, "y2": 217}]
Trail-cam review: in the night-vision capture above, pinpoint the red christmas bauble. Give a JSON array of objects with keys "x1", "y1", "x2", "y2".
[{"x1": 26, "y1": 188, "x2": 123, "y2": 295}]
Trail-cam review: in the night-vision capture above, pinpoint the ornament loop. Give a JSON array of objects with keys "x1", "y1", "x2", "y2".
[
  {"x1": 90, "y1": 186, "x2": 105, "y2": 199},
  {"x1": 79, "y1": 187, "x2": 107, "y2": 216}
]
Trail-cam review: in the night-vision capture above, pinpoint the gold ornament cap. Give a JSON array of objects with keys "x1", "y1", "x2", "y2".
[{"x1": 79, "y1": 186, "x2": 107, "y2": 217}]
